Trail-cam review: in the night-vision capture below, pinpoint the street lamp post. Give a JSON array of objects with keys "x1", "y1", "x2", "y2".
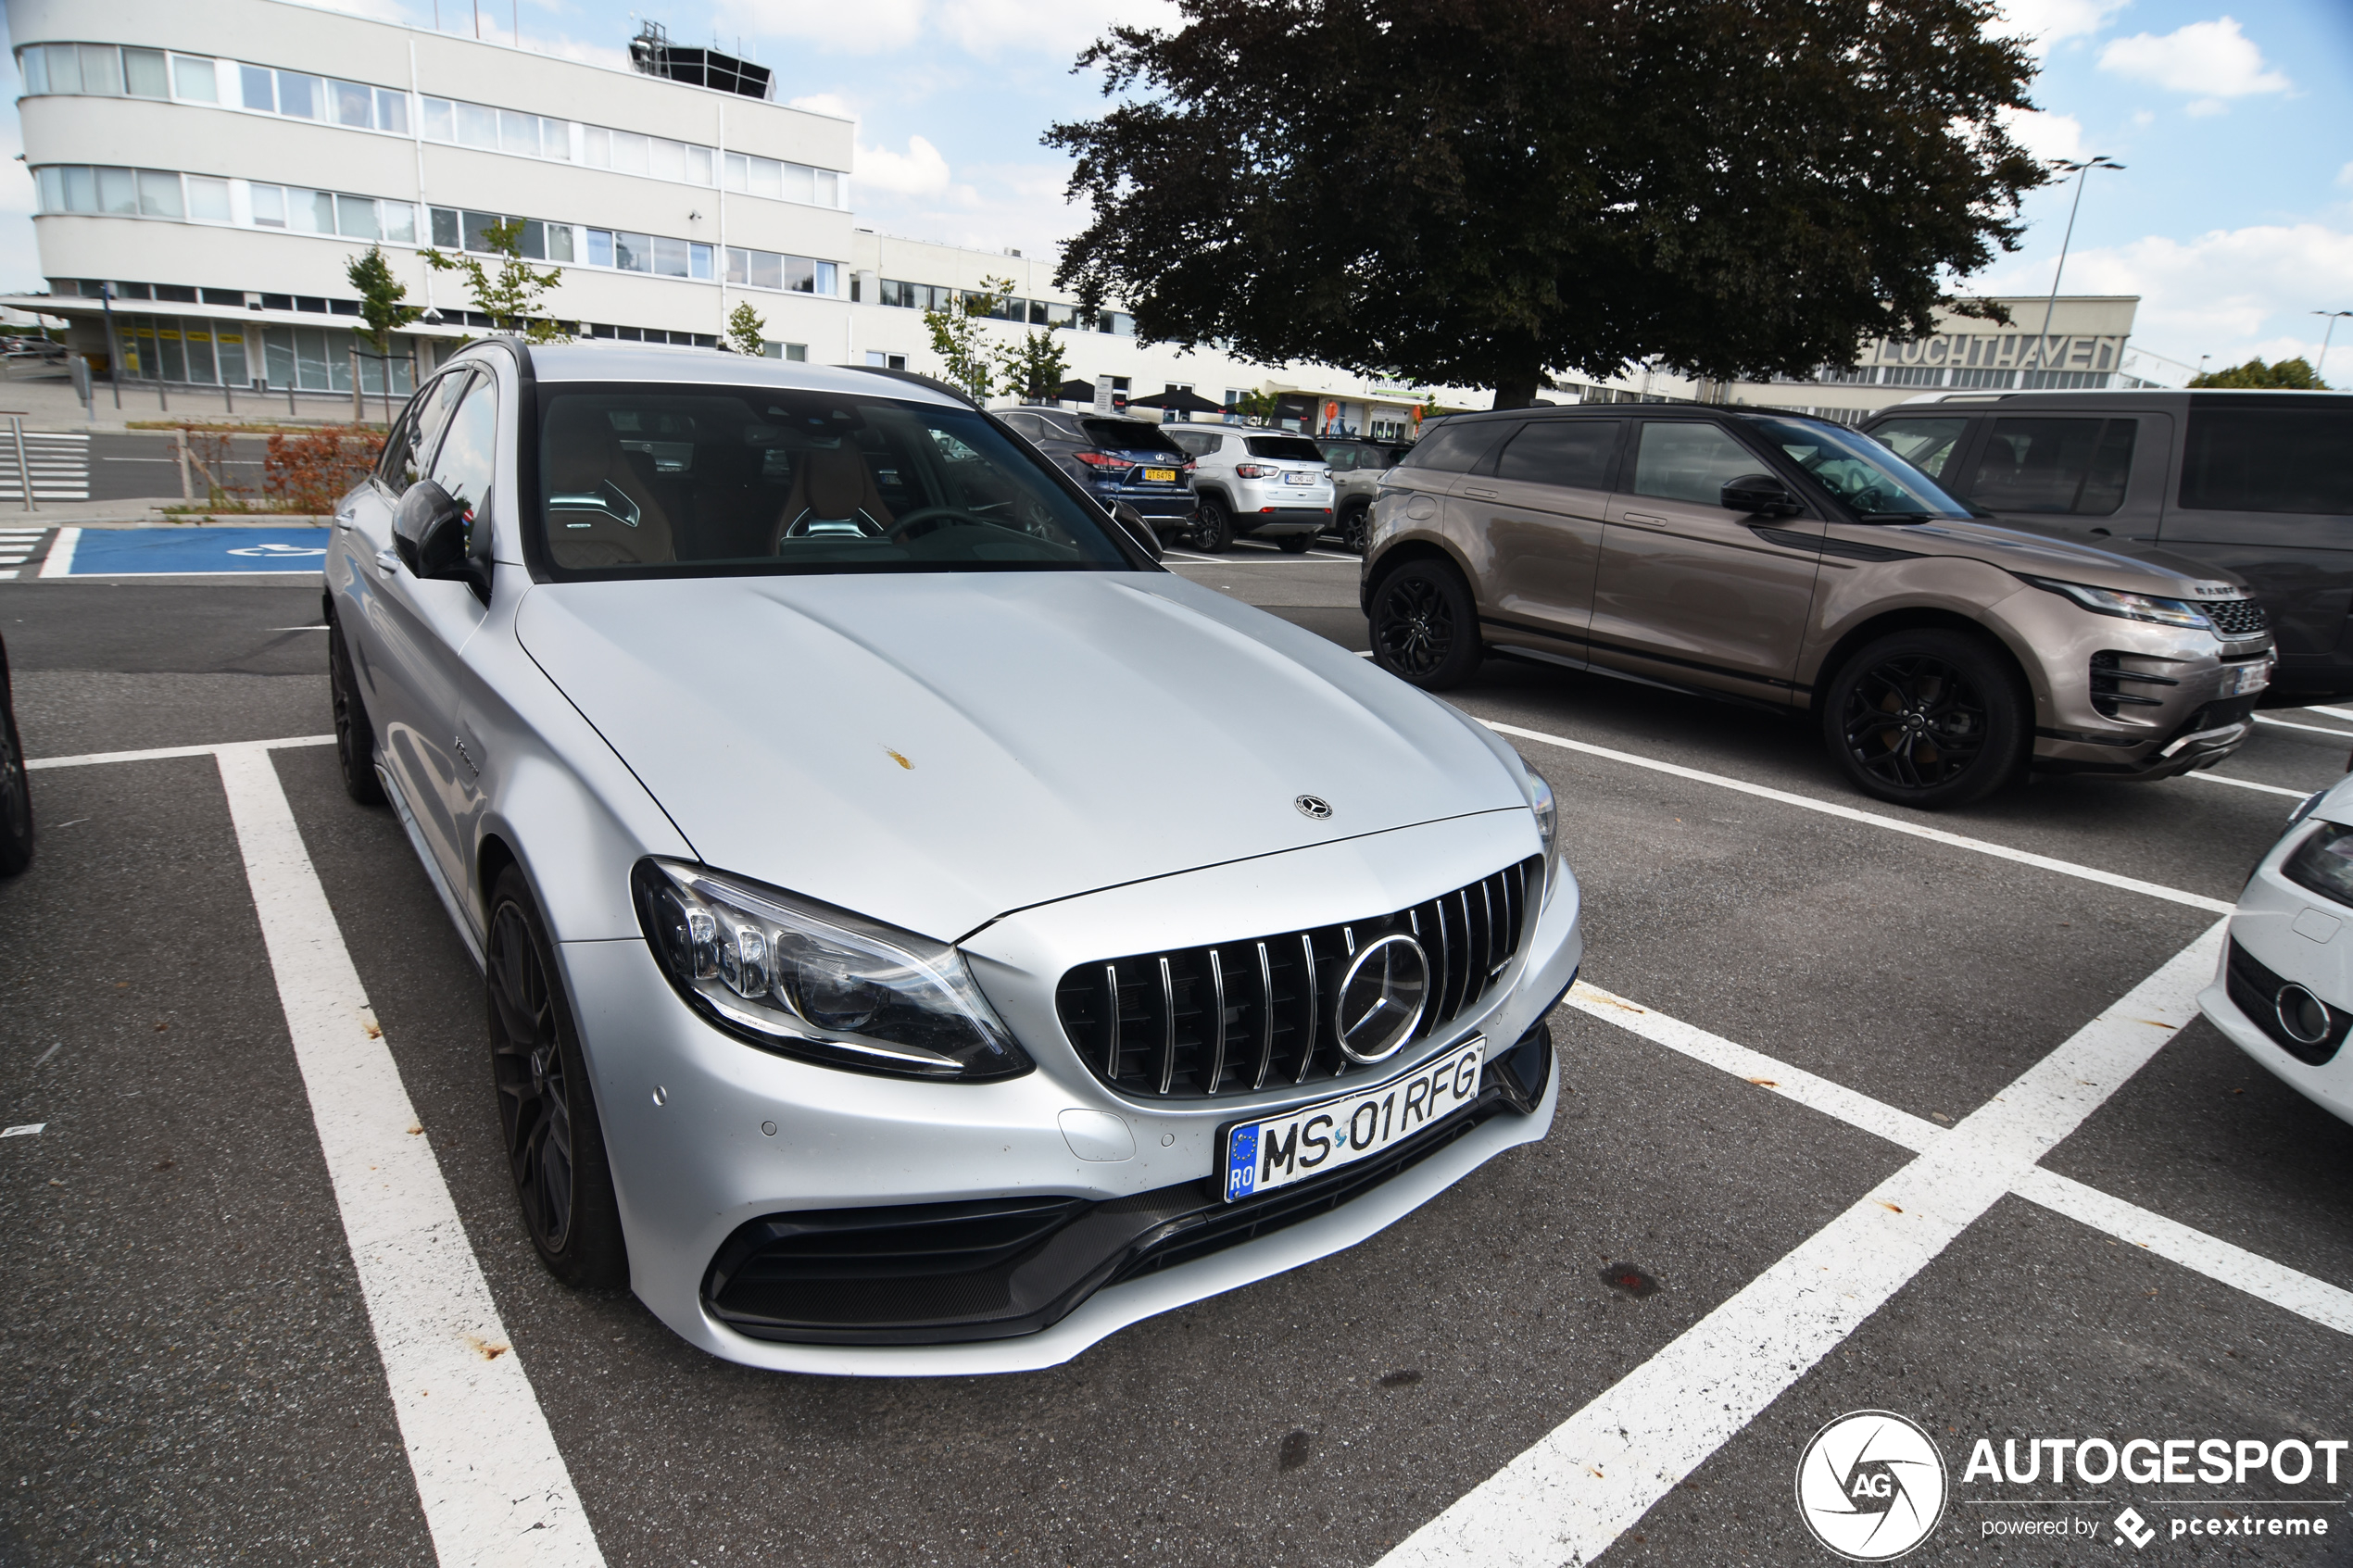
[
  {"x1": 2032, "y1": 156, "x2": 2124, "y2": 386},
  {"x1": 2314, "y1": 311, "x2": 2352, "y2": 385}
]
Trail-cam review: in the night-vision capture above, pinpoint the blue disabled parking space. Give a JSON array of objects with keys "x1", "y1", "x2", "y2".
[{"x1": 62, "y1": 527, "x2": 332, "y2": 574}]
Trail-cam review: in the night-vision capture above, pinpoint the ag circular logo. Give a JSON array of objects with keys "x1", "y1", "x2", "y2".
[
  {"x1": 1795, "y1": 1411, "x2": 1948, "y2": 1561},
  {"x1": 1294, "y1": 794, "x2": 1332, "y2": 820},
  {"x1": 1331, "y1": 934, "x2": 1428, "y2": 1063}
]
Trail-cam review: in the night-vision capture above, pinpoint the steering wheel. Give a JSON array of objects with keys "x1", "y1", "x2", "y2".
[{"x1": 884, "y1": 506, "x2": 999, "y2": 543}]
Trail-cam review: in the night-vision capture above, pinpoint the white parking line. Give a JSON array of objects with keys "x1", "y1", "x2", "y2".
[
  {"x1": 36, "y1": 526, "x2": 76, "y2": 578},
  {"x1": 1382, "y1": 927, "x2": 2224, "y2": 1568},
  {"x1": 212, "y1": 744, "x2": 604, "y2": 1568},
  {"x1": 2185, "y1": 771, "x2": 2309, "y2": 799},
  {"x1": 1484, "y1": 719, "x2": 2235, "y2": 915},
  {"x1": 2304, "y1": 707, "x2": 2353, "y2": 725},
  {"x1": 28, "y1": 735, "x2": 333, "y2": 771},
  {"x1": 2254, "y1": 715, "x2": 2353, "y2": 737}
]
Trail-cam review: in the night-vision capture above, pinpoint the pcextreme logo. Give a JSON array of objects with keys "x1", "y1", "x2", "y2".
[{"x1": 1795, "y1": 1411, "x2": 1951, "y2": 1562}]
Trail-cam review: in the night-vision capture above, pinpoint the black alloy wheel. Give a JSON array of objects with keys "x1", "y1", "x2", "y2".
[
  {"x1": 485, "y1": 866, "x2": 627, "y2": 1286},
  {"x1": 1370, "y1": 559, "x2": 1483, "y2": 689},
  {"x1": 0, "y1": 672, "x2": 31, "y2": 877},
  {"x1": 1823, "y1": 629, "x2": 2027, "y2": 809},
  {"x1": 328, "y1": 618, "x2": 387, "y2": 807},
  {"x1": 1277, "y1": 532, "x2": 1315, "y2": 554},
  {"x1": 1337, "y1": 501, "x2": 1371, "y2": 554},
  {"x1": 1191, "y1": 495, "x2": 1232, "y2": 552}
]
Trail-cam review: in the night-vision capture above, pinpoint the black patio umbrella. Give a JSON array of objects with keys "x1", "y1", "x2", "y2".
[
  {"x1": 1053, "y1": 379, "x2": 1101, "y2": 403},
  {"x1": 1122, "y1": 387, "x2": 1227, "y2": 416}
]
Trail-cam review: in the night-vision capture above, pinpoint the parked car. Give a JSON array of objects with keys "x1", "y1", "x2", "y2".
[
  {"x1": 1860, "y1": 391, "x2": 2353, "y2": 707},
  {"x1": 0, "y1": 631, "x2": 30, "y2": 875},
  {"x1": 2202, "y1": 779, "x2": 2353, "y2": 1128},
  {"x1": 1317, "y1": 437, "x2": 1411, "y2": 553},
  {"x1": 1162, "y1": 426, "x2": 1334, "y2": 552},
  {"x1": 1363, "y1": 405, "x2": 2275, "y2": 809},
  {"x1": 324, "y1": 343, "x2": 1583, "y2": 1373},
  {"x1": 994, "y1": 408, "x2": 1196, "y2": 544}
]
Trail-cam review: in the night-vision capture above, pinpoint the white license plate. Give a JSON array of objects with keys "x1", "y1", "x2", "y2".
[
  {"x1": 1282, "y1": 471, "x2": 1315, "y2": 485},
  {"x1": 1143, "y1": 468, "x2": 1177, "y2": 483},
  {"x1": 2223, "y1": 660, "x2": 2271, "y2": 697},
  {"x1": 1220, "y1": 1039, "x2": 1485, "y2": 1202}
]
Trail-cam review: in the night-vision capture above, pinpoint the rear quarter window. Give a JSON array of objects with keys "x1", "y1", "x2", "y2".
[
  {"x1": 1397, "y1": 423, "x2": 1506, "y2": 473},
  {"x1": 2180, "y1": 408, "x2": 2353, "y2": 515}
]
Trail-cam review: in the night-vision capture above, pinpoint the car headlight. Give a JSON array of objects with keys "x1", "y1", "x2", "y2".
[
  {"x1": 2020, "y1": 575, "x2": 2214, "y2": 631},
  {"x1": 1516, "y1": 757, "x2": 1558, "y2": 901},
  {"x1": 631, "y1": 858, "x2": 1031, "y2": 1081},
  {"x1": 2283, "y1": 823, "x2": 2353, "y2": 910}
]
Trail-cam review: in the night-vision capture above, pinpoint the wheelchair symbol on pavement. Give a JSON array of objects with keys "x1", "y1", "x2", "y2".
[{"x1": 226, "y1": 542, "x2": 330, "y2": 558}]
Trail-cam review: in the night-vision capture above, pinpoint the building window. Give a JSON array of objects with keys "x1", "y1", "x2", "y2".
[
  {"x1": 171, "y1": 54, "x2": 217, "y2": 102},
  {"x1": 721, "y1": 151, "x2": 847, "y2": 208},
  {"x1": 864, "y1": 351, "x2": 908, "y2": 370},
  {"x1": 122, "y1": 47, "x2": 170, "y2": 98}
]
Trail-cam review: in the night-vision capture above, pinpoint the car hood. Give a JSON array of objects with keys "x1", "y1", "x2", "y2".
[
  {"x1": 1865, "y1": 517, "x2": 2246, "y2": 596},
  {"x1": 513, "y1": 571, "x2": 1525, "y2": 942}
]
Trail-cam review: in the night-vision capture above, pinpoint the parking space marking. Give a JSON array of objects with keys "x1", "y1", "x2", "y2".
[
  {"x1": 1484, "y1": 720, "x2": 2235, "y2": 914},
  {"x1": 2185, "y1": 771, "x2": 2309, "y2": 799},
  {"x1": 33, "y1": 734, "x2": 605, "y2": 1567},
  {"x1": 1383, "y1": 925, "x2": 2224, "y2": 1568},
  {"x1": 37, "y1": 525, "x2": 76, "y2": 577},
  {"x1": 2254, "y1": 715, "x2": 2353, "y2": 738}
]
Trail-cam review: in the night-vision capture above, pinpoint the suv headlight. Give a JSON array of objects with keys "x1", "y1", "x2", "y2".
[
  {"x1": 2020, "y1": 575, "x2": 2213, "y2": 631},
  {"x1": 1516, "y1": 756, "x2": 1558, "y2": 900},
  {"x1": 631, "y1": 859, "x2": 1031, "y2": 1080}
]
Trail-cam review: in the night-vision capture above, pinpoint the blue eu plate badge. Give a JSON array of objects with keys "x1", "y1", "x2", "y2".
[{"x1": 1226, "y1": 1125, "x2": 1260, "y2": 1200}]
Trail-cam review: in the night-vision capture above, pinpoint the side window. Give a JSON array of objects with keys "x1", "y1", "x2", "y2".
[
  {"x1": 998, "y1": 412, "x2": 1038, "y2": 439},
  {"x1": 1495, "y1": 420, "x2": 1622, "y2": 489},
  {"x1": 1401, "y1": 420, "x2": 1508, "y2": 474},
  {"x1": 1629, "y1": 422, "x2": 1762, "y2": 504},
  {"x1": 1969, "y1": 418, "x2": 2135, "y2": 515},
  {"x1": 1319, "y1": 445, "x2": 1357, "y2": 470},
  {"x1": 2180, "y1": 410, "x2": 2353, "y2": 515},
  {"x1": 1869, "y1": 417, "x2": 1969, "y2": 482},
  {"x1": 1166, "y1": 429, "x2": 1217, "y2": 457},
  {"x1": 427, "y1": 372, "x2": 499, "y2": 522},
  {"x1": 384, "y1": 370, "x2": 472, "y2": 495}
]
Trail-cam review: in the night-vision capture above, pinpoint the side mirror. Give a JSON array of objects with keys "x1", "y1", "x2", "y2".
[
  {"x1": 1721, "y1": 474, "x2": 1802, "y2": 517},
  {"x1": 1109, "y1": 499, "x2": 1164, "y2": 561},
  {"x1": 393, "y1": 479, "x2": 484, "y2": 594}
]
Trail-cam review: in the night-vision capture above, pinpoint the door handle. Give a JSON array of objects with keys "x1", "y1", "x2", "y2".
[
  {"x1": 374, "y1": 547, "x2": 404, "y2": 575},
  {"x1": 1461, "y1": 485, "x2": 1497, "y2": 499},
  {"x1": 1620, "y1": 511, "x2": 1671, "y2": 527}
]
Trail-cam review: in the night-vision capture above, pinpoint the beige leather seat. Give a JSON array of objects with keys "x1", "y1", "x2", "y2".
[
  {"x1": 770, "y1": 443, "x2": 895, "y2": 550},
  {"x1": 543, "y1": 403, "x2": 676, "y2": 568}
]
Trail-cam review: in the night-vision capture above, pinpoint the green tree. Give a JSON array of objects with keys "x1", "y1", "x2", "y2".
[
  {"x1": 422, "y1": 220, "x2": 569, "y2": 342},
  {"x1": 344, "y1": 245, "x2": 421, "y2": 356},
  {"x1": 923, "y1": 275, "x2": 1015, "y2": 401},
  {"x1": 1227, "y1": 388, "x2": 1278, "y2": 425},
  {"x1": 2188, "y1": 356, "x2": 2330, "y2": 390},
  {"x1": 726, "y1": 300, "x2": 769, "y2": 358},
  {"x1": 996, "y1": 328, "x2": 1071, "y2": 402},
  {"x1": 1049, "y1": 0, "x2": 2047, "y2": 408}
]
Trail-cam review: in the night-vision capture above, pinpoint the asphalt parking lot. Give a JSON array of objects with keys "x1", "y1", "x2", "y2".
[{"x1": 4, "y1": 537, "x2": 2349, "y2": 1566}]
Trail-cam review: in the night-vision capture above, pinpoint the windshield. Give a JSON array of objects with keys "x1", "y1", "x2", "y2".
[
  {"x1": 535, "y1": 386, "x2": 1144, "y2": 576},
  {"x1": 1751, "y1": 416, "x2": 1969, "y2": 519}
]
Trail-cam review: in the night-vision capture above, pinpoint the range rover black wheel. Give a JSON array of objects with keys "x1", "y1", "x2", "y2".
[
  {"x1": 1822, "y1": 629, "x2": 2028, "y2": 809},
  {"x1": 1191, "y1": 496, "x2": 1232, "y2": 552},
  {"x1": 328, "y1": 616, "x2": 387, "y2": 807},
  {"x1": 1371, "y1": 558, "x2": 1482, "y2": 689},
  {"x1": 486, "y1": 865, "x2": 628, "y2": 1287}
]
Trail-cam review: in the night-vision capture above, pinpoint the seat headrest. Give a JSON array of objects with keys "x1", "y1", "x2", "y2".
[
  {"x1": 801, "y1": 444, "x2": 870, "y2": 520},
  {"x1": 546, "y1": 403, "x2": 620, "y2": 491}
]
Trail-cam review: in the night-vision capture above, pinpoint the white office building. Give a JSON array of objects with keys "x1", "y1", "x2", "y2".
[{"x1": 0, "y1": 0, "x2": 2155, "y2": 431}]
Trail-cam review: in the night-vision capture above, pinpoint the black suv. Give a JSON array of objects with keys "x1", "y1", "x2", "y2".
[
  {"x1": 996, "y1": 409, "x2": 1196, "y2": 544},
  {"x1": 1861, "y1": 390, "x2": 2353, "y2": 706}
]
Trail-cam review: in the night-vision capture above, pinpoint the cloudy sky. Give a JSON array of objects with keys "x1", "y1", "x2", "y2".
[{"x1": 1, "y1": 0, "x2": 2347, "y2": 384}]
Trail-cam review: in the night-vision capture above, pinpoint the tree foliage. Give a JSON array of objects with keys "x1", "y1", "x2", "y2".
[
  {"x1": 726, "y1": 300, "x2": 770, "y2": 358},
  {"x1": 924, "y1": 275, "x2": 1015, "y2": 401},
  {"x1": 2188, "y1": 356, "x2": 2330, "y2": 390},
  {"x1": 997, "y1": 328, "x2": 1073, "y2": 401},
  {"x1": 422, "y1": 220, "x2": 569, "y2": 342},
  {"x1": 1050, "y1": 0, "x2": 2049, "y2": 407},
  {"x1": 343, "y1": 245, "x2": 420, "y2": 355},
  {"x1": 1227, "y1": 388, "x2": 1278, "y2": 424}
]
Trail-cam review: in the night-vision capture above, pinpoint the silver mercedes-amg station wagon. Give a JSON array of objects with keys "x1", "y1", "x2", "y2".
[{"x1": 324, "y1": 342, "x2": 1583, "y2": 1374}]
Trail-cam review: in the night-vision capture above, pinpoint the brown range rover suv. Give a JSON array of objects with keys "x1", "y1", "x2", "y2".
[{"x1": 1362, "y1": 406, "x2": 2276, "y2": 809}]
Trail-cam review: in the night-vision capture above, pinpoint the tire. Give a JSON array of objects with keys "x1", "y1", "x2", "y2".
[
  {"x1": 0, "y1": 676, "x2": 31, "y2": 878},
  {"x1": 328, "y1": 618, "x2": 387, "y2": 807},
  {"x1": 1277, "y1": 532, "x2": 1315, "y2": 554},
  {"x1": 1336, "y1": 500, "x2": 1371, "y2": 554},
  {"x1": 485, "y1": 865, "x2": 628, "y2": 1288},
  {"x1": 1820, "y1": 629, "x2": 2029, "y2": 809},
  {"x1": 1370, "y1": 558, "x2": 1483, "y2": 690},
  {"x1": 1192, "y1": 495, "x2": 1232, "y2": 552}
]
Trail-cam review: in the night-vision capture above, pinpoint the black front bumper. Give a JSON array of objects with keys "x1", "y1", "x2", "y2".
[{"x1": 702, "y1": 1022, "x2": 1555, "y2": 1347}]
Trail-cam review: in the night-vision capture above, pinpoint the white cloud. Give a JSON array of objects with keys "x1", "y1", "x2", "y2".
[
  {"x1": 2098, "y1": 17, "x2": 2290, "y2": 101},
  {"x1": 1983, "y1": 221, "x2": 2353, "y2": 371},
  {"x1": 710, "y1": 0, "x2": 1175, "y2": 57},
  {"x1": 787, "y1": 93, "x2": 858, "y2": 121},
  {"x1": 856, "y1": 135, "x2": 953, "y2": 198},
  {"x1": 1998, "y1": 107, "x2": 2085, "y2": 163},
  {"x1": 1987, "y1": 0, "x2": 2130, "y2": 58},
  {"x1": 2337, "y1": 161, "x2": 2353, "y2": 190}
]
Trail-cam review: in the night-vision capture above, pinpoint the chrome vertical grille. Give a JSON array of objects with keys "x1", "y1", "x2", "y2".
[{"x1": 1053, "y1": 856, "x2": 1543, "y2": 1101}]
